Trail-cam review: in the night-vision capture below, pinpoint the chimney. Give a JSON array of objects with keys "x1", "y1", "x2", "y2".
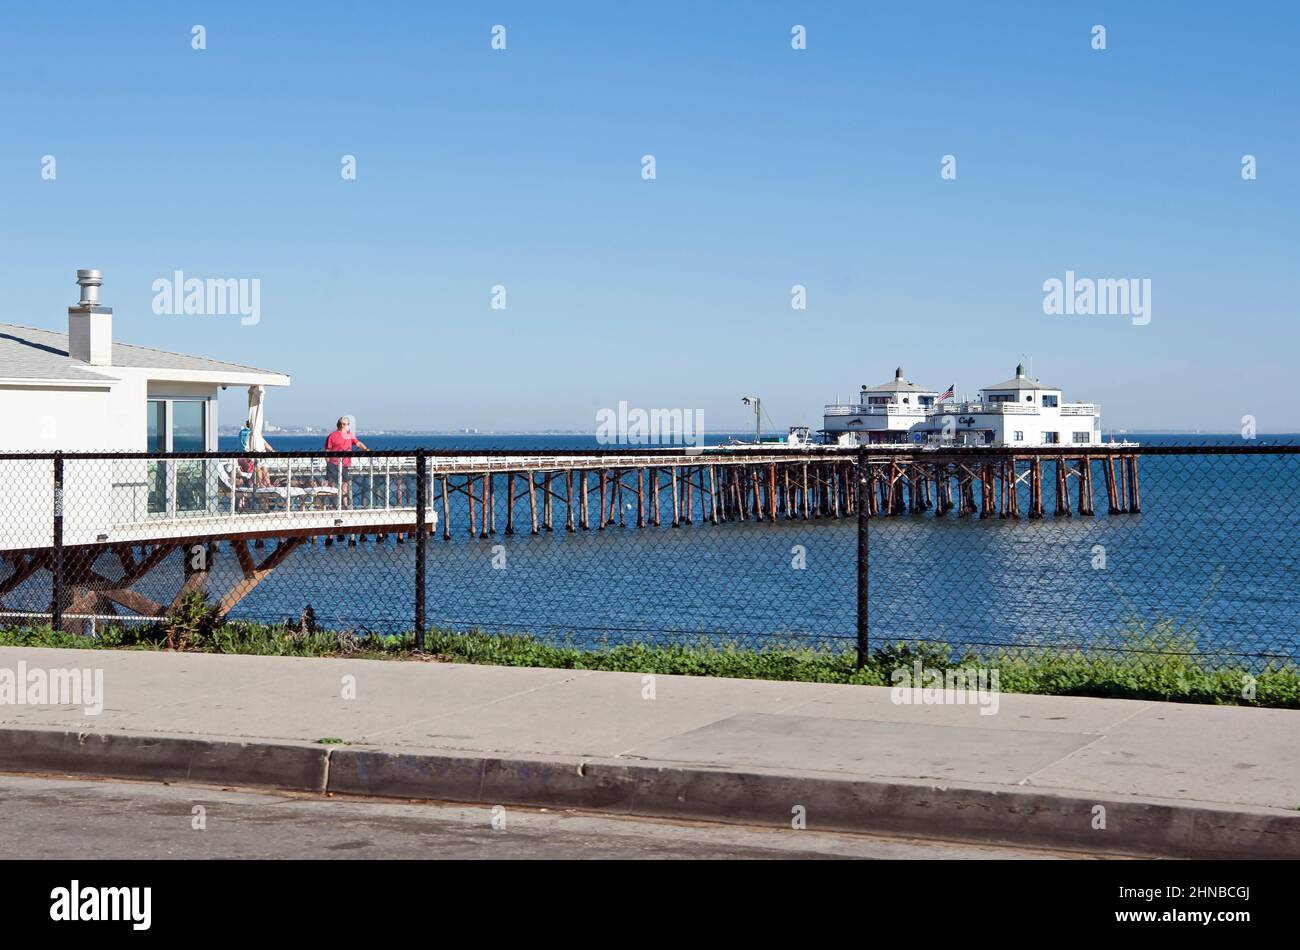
[{"x1": 68, "y1": 268, "x2": 112, "y2": 365}]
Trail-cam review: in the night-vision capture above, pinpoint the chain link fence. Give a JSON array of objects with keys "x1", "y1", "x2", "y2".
[{"x1": 1, "y1": 445, "x2": 1297, "y2": 673}]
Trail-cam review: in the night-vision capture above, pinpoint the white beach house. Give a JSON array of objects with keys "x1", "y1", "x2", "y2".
[
  {"x1": 0, "y1": 270, "x2": 433, "y2": 558},
  {"x1": 0, "y1": 269, "x2": 289, "y2": 453}
]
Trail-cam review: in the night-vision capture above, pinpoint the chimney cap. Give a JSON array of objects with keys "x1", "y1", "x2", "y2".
[
  {"x1": 74, "y1": 268, "x2": 105, "y2": 308},
  {"x1": 895, "y1": 367, "x2": 903, "y2": 380}
]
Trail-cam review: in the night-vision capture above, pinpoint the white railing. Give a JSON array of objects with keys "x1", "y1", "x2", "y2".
[
  {"x1": 932, "y1": 401, "x2": 1103, "y2": 416},
  {"x1": 105, "y1": 456, "x2": 428, "y2": 529},
  {"x1": 824, "y1": 405, "x2": 928, "y2": 417}
]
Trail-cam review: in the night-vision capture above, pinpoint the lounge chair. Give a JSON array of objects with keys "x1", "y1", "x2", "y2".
[{"x1": 217, "y1": 462, "x2": 319, "y2": 511}]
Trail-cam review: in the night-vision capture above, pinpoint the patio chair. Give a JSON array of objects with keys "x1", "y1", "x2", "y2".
[{"x1": 217, "y1": 462, "x2": 315, "y2": 511}]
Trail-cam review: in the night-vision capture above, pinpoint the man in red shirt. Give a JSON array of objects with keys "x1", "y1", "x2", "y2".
[{"x1": 325, "y1": 416, "x2": 369, "y2": 506}]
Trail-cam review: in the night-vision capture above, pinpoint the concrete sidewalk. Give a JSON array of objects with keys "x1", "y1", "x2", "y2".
[{"x1": 1, "y1": 646, "x2": 1297, "y2": 857}]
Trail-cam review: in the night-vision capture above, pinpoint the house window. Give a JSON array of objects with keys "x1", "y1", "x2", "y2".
[
  {"x1": 1042, "y1": 395, "x2": 1058, "y2": 408},
  {"x1": 1072, "y1": 431, "x2": 1089, "y2": 444},
  {"x1": 146, "y1": 398, "x2": 213, "y2": 515},
  {"x1": 1013, "y1": 430, "x2": 1024, "y2": 442},
  {"x1": 1041, "y1": 431, "x2": 1059, "y2": 444},
  {"x1": 146, "y1": 400, "x2": 166, "y2": 453}
]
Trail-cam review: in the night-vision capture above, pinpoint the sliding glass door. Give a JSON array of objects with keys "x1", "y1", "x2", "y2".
[{"x1": 147, "y1": 399, "x2": 213, "y2": 516}]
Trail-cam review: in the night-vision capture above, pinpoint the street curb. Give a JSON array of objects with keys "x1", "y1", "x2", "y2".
[
  {"x1": 3, "y1": 726, "x2": 1297, "y2": 858},
  {"x1": 0, "y1": 726, "x2": 328, "y2": 793}
]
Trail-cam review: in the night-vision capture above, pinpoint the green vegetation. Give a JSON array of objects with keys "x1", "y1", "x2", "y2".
[{"x1": 2, "y1": 607, "x2": 1297, "y2": 709}]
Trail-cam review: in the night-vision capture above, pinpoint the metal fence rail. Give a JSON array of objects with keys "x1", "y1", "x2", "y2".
[{"x1": 0, "y1": 445, "x2": 1297, "y2": 671}]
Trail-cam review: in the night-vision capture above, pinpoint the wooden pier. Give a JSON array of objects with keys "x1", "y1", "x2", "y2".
[
  {"x1": 853, "y1": 449, "x2": 1142, "y2": 520},
  {"x1": 423, "y1": 447, "x2": 1142, "y2": 538}
]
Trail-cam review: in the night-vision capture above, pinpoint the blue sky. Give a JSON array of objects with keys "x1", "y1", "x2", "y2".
[{"x1": 1, "y1": 2, "x2": 1296, "y2": 432}]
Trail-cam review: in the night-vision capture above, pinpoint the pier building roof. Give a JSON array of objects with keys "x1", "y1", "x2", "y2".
[
  {"x1": 863, "y1": 367, "x2": 936, "y2": 394},
  {"x1": 982, "y1": 363, "x2": 1058, "y2": 392}
]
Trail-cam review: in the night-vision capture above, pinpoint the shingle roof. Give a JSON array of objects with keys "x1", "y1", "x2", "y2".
[{"x1": 0, "y1": 323, "x2": 285, "y2": 382}]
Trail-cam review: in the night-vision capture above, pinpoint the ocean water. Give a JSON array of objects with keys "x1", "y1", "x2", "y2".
[{"x1": 190, "y1": 432, "x2": 1300, "y2": 666}]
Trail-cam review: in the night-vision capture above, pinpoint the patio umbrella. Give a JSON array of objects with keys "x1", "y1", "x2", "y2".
[{"x1": 246, "y1": 385, "x2": 267, "y2": 451}]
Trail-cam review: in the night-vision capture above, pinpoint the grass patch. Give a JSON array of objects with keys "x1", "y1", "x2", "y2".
[{"x1": 2, "y1": 616, "x2": 1296, "y2": 709}]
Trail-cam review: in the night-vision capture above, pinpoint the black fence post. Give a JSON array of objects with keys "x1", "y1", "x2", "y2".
[
  {"x1": 415, "y1": 450, "x2": 427, "y2": 651},
  {"x1": 856, "y1": 445, "x2": 868, "y2": 669},
  {"x1": 52, "y1": 452, "x2": 64, "y2": 633}
]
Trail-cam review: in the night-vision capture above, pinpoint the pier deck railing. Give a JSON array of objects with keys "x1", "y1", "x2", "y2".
[{"x1": 1, "y1": 443, "x2": 1298, "y2": 677}]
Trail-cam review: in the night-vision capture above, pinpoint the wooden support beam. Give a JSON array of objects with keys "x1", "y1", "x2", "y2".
[
  {"x1": 441, "y1": 475, "x2": 452, "y2": 539},
  {"x1": 0, "y1": 553, "x2": 45, "y2": 597},
  {"x1": 566, "y1": 470, "x2": 575, "y2": 532},
  {"x1": 652, "y1": 468, "x2": 661, "y2": 526},
  {"x1": 505, "y1": 474, "x2": 515, "y2": 535},
  {"x1": 670, "y1": 467, "x2": 680, "y2": 527},
  {"x1": 709, "y1": 466, "x2": 719, "y2": 524},
  {"x1": 217, "y1": 537, "x2": 307, "y2": 617},
  {"x1": 528, "y1": 473, "x2": 539, "y2": 534},
  {"x1": 468, "y1": 475, "x2": 478, "y2": 537}
]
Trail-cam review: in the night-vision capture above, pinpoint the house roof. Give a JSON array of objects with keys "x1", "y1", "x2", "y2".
[{"x1": 0, "y1": 323, "x2": 288, "y2": 385}]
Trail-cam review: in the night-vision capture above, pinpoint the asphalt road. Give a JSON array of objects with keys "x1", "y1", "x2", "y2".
[{"x1": 0, "y1": 773, "x2": 1101, "y2": 859}]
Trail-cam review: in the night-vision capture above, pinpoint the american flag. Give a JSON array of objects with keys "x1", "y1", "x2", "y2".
[{"x1": 938, "y1": 384, "x2": 955, "y2": 401}]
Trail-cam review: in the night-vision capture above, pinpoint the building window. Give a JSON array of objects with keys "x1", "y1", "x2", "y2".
[
  {"x1": 919, "y1": 396, "x2": 934, "y2": 407},
  {"x1": 1025, "y1": 395, "x2": 1033, "y2": 402},
  {"x1": 146, "y1": 398, "x2": 213, "y2": 516},
  {"x1": 1041, "y1": 431, "x2": 1059, "y2": 444},
  {"x1": 987, "y1": 393, "x2": 1013, "y2": 403},
  {"x1": 1042, "y1": 395, "x2": 1058, "y2": 408},
  {"x1": 867, "y1": 396, "x2": 890, "y2": 406},
  {"x1": 1013, "y1": 430, "x2": 1024, "y2": 441},
  {"x1": 1072, "y1": 431, "x2": 1089, "y2": 444}
]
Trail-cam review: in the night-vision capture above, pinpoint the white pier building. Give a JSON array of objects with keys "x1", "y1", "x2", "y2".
[
  {"x1": 821, "y1": 368, "x2": 938, "y2": 445},
  {"x1": 823, "y1": 364, "x2": 1104, "y2": 448}
]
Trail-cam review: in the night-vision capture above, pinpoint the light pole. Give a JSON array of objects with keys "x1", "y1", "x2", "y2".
[{"x1": 741, "y1": 396, "x2": 761, "y2": 444}]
